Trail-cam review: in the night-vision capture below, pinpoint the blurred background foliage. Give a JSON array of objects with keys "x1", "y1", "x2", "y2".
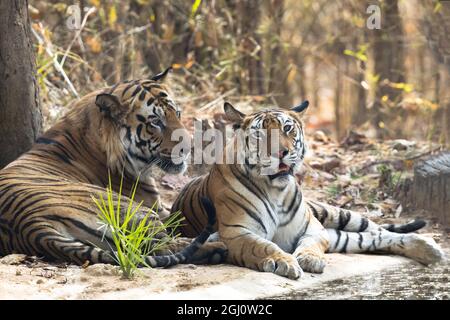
[{"x1": 29, "y1": 0, "x2": 450, "y2": 145}]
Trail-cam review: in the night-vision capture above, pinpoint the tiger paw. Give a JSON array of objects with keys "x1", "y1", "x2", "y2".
[
  {"x1": 400, "y1": 234, "x2": 445, "y2": 265},
  {"x1": 258, "y1": 253, "x2": 303, "y2": 280},
  {"x1": 295, "y1": 251, "x2": 326, "y2": 273}
]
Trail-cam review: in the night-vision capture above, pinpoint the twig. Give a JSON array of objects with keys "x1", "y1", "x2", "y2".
[
  {"x1": 357, "y1": 146, "x2": 443, "y2": 172},
  {"x1": 404, "y1": 146, "x2": 443, "y2": 161},
  {"x1": 197, "y1": 88, "x2": 237, "y2": 112},
  {"x1": 357, "y1": 159, "x2": 394, "y2": 172},
  {"x1": 32, "y1": 24, "x2": 79, "y2": 98},
  {"x1": 60, "y1": 7, "x2": 96, "y2": 68}
]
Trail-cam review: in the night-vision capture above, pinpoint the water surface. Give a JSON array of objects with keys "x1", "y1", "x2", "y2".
[{"x1": 272, "y1": 251, "x2": 449, "y2": 300}]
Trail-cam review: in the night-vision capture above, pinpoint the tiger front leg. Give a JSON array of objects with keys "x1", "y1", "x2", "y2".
[
  {"x1": 142, "y1": 194, "x2": 170, "y2": 220},
  {"x1": 131, "y1": 177, "x2": 170, "y2": 220},
  {"x1": 293, "y1": 218, "x2": 329, "y2": 273},
  {"x1": 221, "y1": 227, "x2": 303, "y2": 280}
]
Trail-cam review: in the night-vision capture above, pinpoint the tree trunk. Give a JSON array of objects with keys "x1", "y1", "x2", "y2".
[
  {"x1": 312, "y1": 56, "x2": 320, "y2": 110},
  {"x1": 238, "y1": 0, "x2": 264, "y2": 95},
  {"x1": 351, "y1": 32, "x2": 368, "y2": 127},
  {"x1": 268, "y1": 0, "x2": 293, "y2": 107},
  {"x1": 398, "y1": 152, "x2": 450, "y2": 230},
  {"x1": 421, "y1": 0, "x2": 450, "y2": 146},
  {"x1": 0, "y1": 0, "x2": 42, "y2": 169},
  {"x1": 268, "y1": 0, "x2": 284, "y2": 95},
  {"x1": 334, "y1": 58, "x2": 342, "y2": 140},
  {"x1": 353, "y1": 59, "x2": 367, "y2": 126},
  {"x1": 442, "y1": 70, "x2": 450, "y2": 145},
  {"x1": 296, "y1": 57, "x2": 306, "y2": 104},
  {"x1": 371, "y1": 0, "x2": 405, "y2": 138}
]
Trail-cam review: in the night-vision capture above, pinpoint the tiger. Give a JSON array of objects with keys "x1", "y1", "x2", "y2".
[
  {"x1": 0, "y1": 68, "x2": 226, "y2": 267},
  {"x1": 171, "y1": 101, "x2": 445, "y2": 279}
]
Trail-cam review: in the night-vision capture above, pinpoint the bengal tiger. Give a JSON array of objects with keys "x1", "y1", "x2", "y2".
[
  {"x1": 172, "y1": 101, "x2": 445, "y2": 279},
  {"x1": 0, "y1": 68, "x2": 226, "y2": 267}
]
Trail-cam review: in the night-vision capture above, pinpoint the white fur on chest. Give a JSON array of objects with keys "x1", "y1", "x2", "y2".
[{"x1": 272, "y1": 194, "x2": 308, "y2": 253}]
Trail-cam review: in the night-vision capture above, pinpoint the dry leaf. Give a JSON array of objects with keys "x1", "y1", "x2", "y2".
[{"x1": 86, "y1": 36, "x2": 102, "y2": 54}]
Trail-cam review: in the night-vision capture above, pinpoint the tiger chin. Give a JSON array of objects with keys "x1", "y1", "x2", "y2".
[
  {"x1": 172, "y1": 101, "x2": 445, "y2": 280},
  {"x1": 0, "y1": 68, "x2": 226, "y2": 267}
]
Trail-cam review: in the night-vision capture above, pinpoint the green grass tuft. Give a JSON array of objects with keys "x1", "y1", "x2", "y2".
[{"x1": 91, "y1": 172, "x2": 183, "y2": 279}]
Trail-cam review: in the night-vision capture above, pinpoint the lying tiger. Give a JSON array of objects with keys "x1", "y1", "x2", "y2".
[
  {"x1": 0, "y1": 68, "x2": 225, "y2": 267},
  {"x1": 172, "y1": 101, "x2": 445, "y2": 279}
]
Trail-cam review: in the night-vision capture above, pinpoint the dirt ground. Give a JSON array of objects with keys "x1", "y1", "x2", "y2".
[
  {"x1": 0, "y1": 134, "x2": 448, "y2": 299},
  {"x1": 0, "y1": 234, "x2": 447, "y2": 300}
]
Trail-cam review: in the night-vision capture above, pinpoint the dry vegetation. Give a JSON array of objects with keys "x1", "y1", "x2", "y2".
[
  {"x1": 29, "y1": 0, "x2": 450, "y2": 145},
  {"x1": 25, "y1": 0, "x2": 450, "y2": 231}
]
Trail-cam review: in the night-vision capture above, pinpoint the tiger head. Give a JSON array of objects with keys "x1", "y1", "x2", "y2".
[
  {"x1": 223, "y1": 101, "x2": 309, "y2": 185},
  {"x1": 94, "y1": 68, "x2": 190, "y2": 176}
]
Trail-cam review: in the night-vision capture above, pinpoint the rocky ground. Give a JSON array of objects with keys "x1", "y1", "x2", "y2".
[{"x1": 0, "y1": 132, "x2": 448, "y2": 299}]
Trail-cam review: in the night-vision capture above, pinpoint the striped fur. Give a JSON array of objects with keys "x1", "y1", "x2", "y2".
[
  {"x1": 0, "y1": 73, "x2": 226, "y2": 266},
  {"x1": 172, "y1": 102, "x2": 445, "y2": 279}
]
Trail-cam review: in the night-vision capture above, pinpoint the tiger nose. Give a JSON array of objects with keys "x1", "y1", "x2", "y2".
[{"x1": 278, "y1": 148, "x2": 288, "y2": 159}]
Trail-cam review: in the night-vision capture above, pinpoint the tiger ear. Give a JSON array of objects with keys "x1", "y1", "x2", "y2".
[
  {"x1": 224, "y1": 102, "x2": 245, "y2": 128},
  {"x1": 95, "y1": 93, "x2": 127, "y2": 123},
  {"x1": 291, "y1": 100, "x2": 309, "y2": 114},
  {"x1": 151, "y1": 66, "x2": 172, "y2": 82}
]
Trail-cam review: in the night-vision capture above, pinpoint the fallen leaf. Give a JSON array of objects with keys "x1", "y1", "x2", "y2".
[{"x1": 86, "y1": 36, "x2": 102, "y2": 54}]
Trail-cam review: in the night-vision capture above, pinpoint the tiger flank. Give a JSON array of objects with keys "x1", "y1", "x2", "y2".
[
  {"x1": 0, "y1": 68, "x2": 225, "y2": 267},
  {"x1": 171, "y1": 101, "x2": 445, "y2": 279}
]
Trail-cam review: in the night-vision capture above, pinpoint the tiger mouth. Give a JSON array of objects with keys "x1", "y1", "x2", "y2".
[
  {"x1": 268, "y1": 163, "x2": 293, "y2": 179},
  {"x1": 278, "y1": 162, "x2": 290, "y2": 172}
]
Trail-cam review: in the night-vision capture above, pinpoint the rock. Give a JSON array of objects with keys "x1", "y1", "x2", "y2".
[
  {"x1": 83, "y1": 264, "x2": 120, "y2": 277},
  {"x1": 392, "y1": 139, "x2": 416, "y2": 151},
  {"x1": 0, "y1": 254, "x2": 27, "y2": 265},
  {"x1": 399, "y1": 152, "x2": 450, "y2": 229}
]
